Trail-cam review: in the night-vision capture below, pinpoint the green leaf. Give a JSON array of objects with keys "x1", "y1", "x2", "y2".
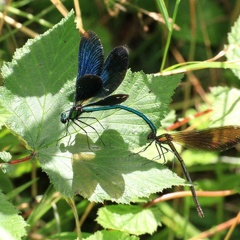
[
  {"x1": 0, "y1": 11, "x2": 185, "y2": 201},
  {"x1": 67, "y1": 72, "x2": 184, "y2": 202},
  {"x1": 7, "y1": 178, "x2": 38, "y2": 200},
  {"x1": 0, "y1": 151, "x2": 12, "y2": 162},
  {"x1": 0, "y1": 151, "x2": 14, "y2": 174},
  {"x1": 0, "y1": 151, "x2": 14, "y2": 173},
  {"x1": 97, "y1": 205, "x2": 161, "y2": 235},
  {"x1": 155, "y1": 0, "x2": 171, "y2": 31},
  {"x1": 0, "y1": 12, "x2": 79, "y2": 196},
  {"x1": 210, "y1": 86, "x2": 240, "y2": 126},
  {"x1": 0, "y1": 190, "x2": 27, "y2": 239},
  {"x1": 71, "y1": 70, "x2": 182, "y2": 148},
  {"x1": 226, "y1": 15, "x2": 240, "y2": 79},
  {"x1": 72, "y1": 144, "x2": 186, "y2": 202},
  {"x1": 84, "y1": 230, "x2": 139, "y2": 240},
  {"x1": 0, "y1": 12, "x2": 79, "y2": 150},
  {"x1": 0, "y1": 104, "x2": 11, "y2": 129},
  {"x1": 0, "y1": 170, "x2": 13, "y2": 193}
]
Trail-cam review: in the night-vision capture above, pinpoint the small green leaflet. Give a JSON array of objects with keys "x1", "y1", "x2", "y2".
[{"x1": 226, "y1": 15, "x2": 240, "y2": 79}]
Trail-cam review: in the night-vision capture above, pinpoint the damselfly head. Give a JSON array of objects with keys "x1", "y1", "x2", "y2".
[{"x1": 60, "y1": 112, "x2": 68, "y2": 124}]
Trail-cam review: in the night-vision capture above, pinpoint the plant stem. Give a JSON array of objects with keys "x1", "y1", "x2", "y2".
[{"x1": 66, "y1": 197, "x2": 82, "y2": 240}]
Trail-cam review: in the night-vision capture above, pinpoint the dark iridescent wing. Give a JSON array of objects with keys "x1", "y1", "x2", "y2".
[
  {"x1": 97, "y1": 46, "x2": 129, "y2": 98},
  {"x1": 77, "y1": 31, "x2": 104, "y2": 79},
  {"x1": 85, "y1": 94, "x2": 129, "y2": 106},
  {"x1": 75, "y1": 74, "x2": 103, "y2": 104},
  {"x1": 170, "y1": 126, "x2": 240, "y2": 151}
]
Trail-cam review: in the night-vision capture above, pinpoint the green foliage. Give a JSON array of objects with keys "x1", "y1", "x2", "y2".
[
  {"x1": 0, "y1": 105, "x2": 11, "y2": 129},
  {"x1": 0, "y1": 190, "x2": 27, "y2": 239},
  {"x1": 210, "y1": 87, "x2": 240, "y2": 126},
  {"x1": 97, "y1": 205, "x2": 161, "y2": 235},
  {"x1": 226, "y1": 15, "x2": 240, "y2": 78},
  {"x1": 84, "y1": 230, "x2": 139, "y2": 240},
  {"x1": 0, "y1": 151, "x2": 12, "y2": 162},
  {"x1": 0, "y1": 1, "x2": 240, "y2": 240}
]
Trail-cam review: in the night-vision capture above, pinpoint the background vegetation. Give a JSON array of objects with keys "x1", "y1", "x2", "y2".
[{"x1": 0, "y1": 0, "x2": 240, "y2": 239}]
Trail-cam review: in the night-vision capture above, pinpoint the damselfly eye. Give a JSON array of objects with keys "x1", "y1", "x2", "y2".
[{"x1": 60, "y1": 113, "x2": 67, "y2": 124}]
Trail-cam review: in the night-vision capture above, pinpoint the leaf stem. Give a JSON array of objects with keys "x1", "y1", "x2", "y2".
[
  {"x1": 160, "y1": 0, "x2": 181, "y2": 72},
  {"x1": 66, "y1": 197, "x2": 82, "y2": 240}
]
